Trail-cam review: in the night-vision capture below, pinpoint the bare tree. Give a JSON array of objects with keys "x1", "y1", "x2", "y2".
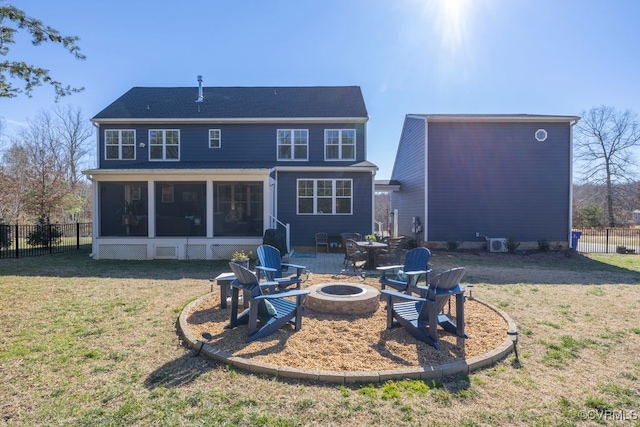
[
  {"x1": 0, "y1": 142, "x2": 31, "y2": 222},
  {"x1": 53, "y1": 105, "x2": 93, "y2": 187},
  {"x1": 1, "y1": 3, "x2": 85, "y2": 99},
  {"x1": 574, "y1": 106, "x2": 640, "y2": 226},
  {"x1": 375, "y1": 192, "x2": 391, "y2": 236}
]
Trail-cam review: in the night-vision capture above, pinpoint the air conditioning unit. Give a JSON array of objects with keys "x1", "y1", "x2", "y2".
[{"x1": 488, "y1": 238, "x2": 508, "y2": 253}]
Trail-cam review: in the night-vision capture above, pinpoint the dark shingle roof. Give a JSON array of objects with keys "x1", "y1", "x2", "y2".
[{"x1": 93, "y1": 86, "x2": 368, "y2": 120}]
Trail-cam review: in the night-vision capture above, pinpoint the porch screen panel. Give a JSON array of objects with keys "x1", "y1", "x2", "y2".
[
  {"x1": 155, "y1": 182, "x2": 206, "y2": 236},
  {"x1": 99, "y1": 182, "x2": 148, "y2": 236},
  {"x1": 213, "y1": 181, "x2": 263, "y2": 236}
]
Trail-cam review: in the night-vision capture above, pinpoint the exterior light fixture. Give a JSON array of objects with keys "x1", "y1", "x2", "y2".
[
  {"x1": 139, "y1": 142, "x2": 146, "y2": 148},
  {"x1": 466, "y1": 284, "x2": 474, "y2": 300}
]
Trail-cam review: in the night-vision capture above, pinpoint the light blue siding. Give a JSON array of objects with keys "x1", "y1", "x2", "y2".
[
  {"x1": 427, "y1": 121, "x2": 572, "y2": 242},
  {"x1": 98, "y1": 122, "x2": 366, "y2": 168},
  {"x1": 390, "y1": 116, "x2": 426, "y2": 239},
  {"x1": 276, "y1": 171, "x2": 373, "y2": 246}
]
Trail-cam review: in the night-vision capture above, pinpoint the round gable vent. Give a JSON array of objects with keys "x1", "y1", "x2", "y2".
[{"x1": 535, "y1": 129, "x2": 548, "y2": 142}]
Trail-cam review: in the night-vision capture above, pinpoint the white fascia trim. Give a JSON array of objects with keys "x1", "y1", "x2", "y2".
[
  {"x1": 273, "y1": 165, "x2": 377, "y2": 173},
  {"x1": 82, "y1": 168, "x2": 270, "y2": 181},
  {"x1": 407, "y1": 114, "x2": 581, "y2": 124},
  {"x1": 91, "y1": 117, "x2": 369, "y2": 125}
]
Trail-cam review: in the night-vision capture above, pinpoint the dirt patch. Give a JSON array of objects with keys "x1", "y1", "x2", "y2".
[{"x1": 186, "y1": 273, "x2": 509, "y2": 372}]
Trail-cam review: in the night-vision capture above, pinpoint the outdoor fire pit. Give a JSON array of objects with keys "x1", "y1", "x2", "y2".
[{"x1": 305, "y1": 283, "x2": 379, "y2": 314}]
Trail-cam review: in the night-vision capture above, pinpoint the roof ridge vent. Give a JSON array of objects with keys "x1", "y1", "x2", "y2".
[{"x1": 196, "y1": 75, "x2": 203, "y2": 103}]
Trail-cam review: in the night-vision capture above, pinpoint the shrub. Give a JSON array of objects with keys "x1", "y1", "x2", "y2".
[
  {"x1": 26, "y1": 215, "x2": 62, "y2": 248},
  {"x1": 446, "y1": 239, "x2": 461, "y2": 251},
  {"x1": 537, "y1": 238, "x2": 550, "y2": 252},
  {"x1": 505, "y1": 237, "x2": 520, "y2": 254}
]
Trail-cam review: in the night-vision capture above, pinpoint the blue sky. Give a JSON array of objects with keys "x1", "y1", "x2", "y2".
[{"x1": 2, "y1": 0, "x2": 640, "y2": 179}]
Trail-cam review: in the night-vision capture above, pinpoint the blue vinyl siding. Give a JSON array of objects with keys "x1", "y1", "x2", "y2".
[
  {"x1": 426, "y1": 121, "x2": 571, "y2": 242},
  {"x1": 390, "y1": 116, "x2": 426, "y2": 238},
  {"x1": 98, "y1": 122, "x2": 366, "y2": 169},
  {"x1": 276, "y1": 171, "x2": 373, "y2": 246}
]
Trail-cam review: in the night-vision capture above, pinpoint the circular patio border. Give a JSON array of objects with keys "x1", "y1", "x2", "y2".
[{"x1": 177, "y1": 295, "x2": 517, "y2": 384}]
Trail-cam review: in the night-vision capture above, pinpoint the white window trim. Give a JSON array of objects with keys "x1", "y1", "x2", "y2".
[
  {"x1": 149, "y1": 129, "x2": 180, "y2": 161},
  {"x1": 277, "y1": 129, "x2": 309, "y2": 161},
  {"x1": 209, "y1": 129, "x2": 221, "y2": 148},
  {"x1": 104, "y1": 129, "x2": 136, "y2": 160},
  {"x1": 324, "y1": 129, "x2": 356, "y2": 161},
  {"x1": 296, "y1": 178, "x2": 353, "y2": 215}
]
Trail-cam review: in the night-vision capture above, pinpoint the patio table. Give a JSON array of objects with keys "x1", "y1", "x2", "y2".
[{"x1": 355, "y1": 241, "x2": 388, "y2": 270}]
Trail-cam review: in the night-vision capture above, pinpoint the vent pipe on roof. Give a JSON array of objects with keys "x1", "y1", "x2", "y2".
[{"x1": 196, "y1": 75, "x2": 203, "y2": 103}]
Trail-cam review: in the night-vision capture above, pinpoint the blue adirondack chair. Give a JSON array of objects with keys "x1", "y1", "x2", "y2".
[
  {"x1": 226, "y1": 262, "x2": 310, "y2": 343},
  {"x1": 380, "y1": 267, "x2": 467, "y2": 349},
  {"x1": 377, "y1": 247, "x2": 431, "y2": 294},
  {"x1": 255, "y1": 244, "x2": 306, "y2": 290}
]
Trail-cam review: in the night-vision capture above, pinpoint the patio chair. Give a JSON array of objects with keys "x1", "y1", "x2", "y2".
[
  {"x1": 377, "y1": 247, "x2": 431, "y2": 294},
  {"x1": 226, "y1": 262, "x2": 310, "y2": 343},
  {"x1": 255, "y1": 244, "x2": 305, "y2": 290},
  {"x1": 380, "y1": 266, "x2": 467, "y2": 349},
  {"x1": 340, "y1": 232, "x2": 362, "y2": 264},
  {"x1": 374, "y1": 236, "x2": 406, "y2": 266},
  {"x1": 315, "y1": 232, "x2": 329, "y2": 253},
  {"x1": 344, "y1": 238, "x2": 367, "y2": 271}
]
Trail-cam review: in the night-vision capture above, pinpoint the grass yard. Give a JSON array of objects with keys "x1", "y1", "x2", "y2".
[{"x1": 1, "y1": 250, "x2": 639, "y2": 426}]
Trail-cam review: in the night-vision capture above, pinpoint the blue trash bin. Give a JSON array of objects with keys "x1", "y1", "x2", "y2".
[{"x1": 571, "y1": 231, "x2": 582, "y2": 250}]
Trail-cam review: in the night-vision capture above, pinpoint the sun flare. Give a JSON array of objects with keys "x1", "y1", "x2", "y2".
[{"x1": 435, "y1": 0, "x2": 472, "y2": 54}]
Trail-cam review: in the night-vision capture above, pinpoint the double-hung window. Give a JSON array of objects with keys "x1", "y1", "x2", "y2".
[
  {"x1": 297, "y1": 179, "x2": 352, "y2": 215},
  {"x1": 149, "y1": 130, "x2": 179, "y2": 160},
  {"x1": 209, "y1": 129, "x2": 221, "y2": 148},
  {"x1": 277, "y1": 129, "x2": 308, "y2": 160},
  {"x1": 324, "y1": 129, "x2": 355, "y2": 160},
  {"x1": 105, "y1": 130, "x2": 135, "y2": 160}
]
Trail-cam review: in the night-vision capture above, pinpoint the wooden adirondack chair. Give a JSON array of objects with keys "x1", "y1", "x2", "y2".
[
  {"x1": 226, "y1": 262, "x2": 310, "y2": 343},
  {"x1": 380, "y1": 267, "x2": 467, "y2": 349},
  {"x1": 377, "y1": 247, "x2": 431, "y2": 294},
  {"x1": 255, "y1": 244, "x2": 306, "y2": 290}
]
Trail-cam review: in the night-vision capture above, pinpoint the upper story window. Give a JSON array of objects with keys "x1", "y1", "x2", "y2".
[
  {"x1": 209, "y1": 129, "x2": 221, "y2": 148},
  {"x1": 149, "y1": 130, "x2": 179, "y2": 161},
  {"x1": 297, "y1": 179, "x2": 352, "y2": 215},
  {"x1": 105, "y1": 130, "x2": 135, "y2": 160},
  {"x1": 325, "y1": 129, "x2": 356, "y2": 160},
  {"x1": 277, "y1": 129, "x2": 308, "y2": 160}
]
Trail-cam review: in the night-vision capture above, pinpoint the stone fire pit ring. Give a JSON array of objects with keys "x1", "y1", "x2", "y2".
[{"x1": 305, "y1": 283, "x2": 380, "y2": 315}]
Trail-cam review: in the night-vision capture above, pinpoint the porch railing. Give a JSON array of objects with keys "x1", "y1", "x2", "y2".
[{"x1": 268, "y1": 214, "x2": 291, "y2": 254}]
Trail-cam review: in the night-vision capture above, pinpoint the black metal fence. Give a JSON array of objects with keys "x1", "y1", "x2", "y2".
[
  {"x1": 0, "y1": 222, "x2": 92, "y2": 259},
  {"x1": 572, "y1": 228, "x2": 640, "y2": 254}
]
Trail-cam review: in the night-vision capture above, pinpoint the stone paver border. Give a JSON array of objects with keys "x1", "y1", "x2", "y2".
[{"x1": 178, "y1": 295, "x2": 517, "y2": 383}]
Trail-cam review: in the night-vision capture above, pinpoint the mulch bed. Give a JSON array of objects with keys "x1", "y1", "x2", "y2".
[{"x1": 186, "y1": 274, "x2": 508, "y2": 372}]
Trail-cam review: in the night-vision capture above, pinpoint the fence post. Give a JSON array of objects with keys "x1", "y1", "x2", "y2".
[
  {"x1": 48, "y1": 223, "x2": 53, "y2": 254},
  {"x1": 14, "y1": 224, "x2": 19, "y2": 258},
  {"x1": 76, "y1": 222, "x2": 80, "y2": 250}
]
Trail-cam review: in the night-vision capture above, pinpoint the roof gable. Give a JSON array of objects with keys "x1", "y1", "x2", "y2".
[{"x1": 93, "y1": 86, "x2": 368, "y2": 121}]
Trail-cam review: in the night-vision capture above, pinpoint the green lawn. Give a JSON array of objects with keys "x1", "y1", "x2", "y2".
[{"x1": 1, "y1": 250, "x2": 639, "y2": 426}]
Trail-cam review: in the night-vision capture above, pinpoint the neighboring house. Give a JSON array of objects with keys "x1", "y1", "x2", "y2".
[
  {"x1": 83, "y1": 82, "x2": 375, "y2": 260},
  {"x1": 389, "y1": 114, "x2": 580, "y2": 250},
  {"x1": 633, "y1": 210, "x2": 640, "y2": 223}
]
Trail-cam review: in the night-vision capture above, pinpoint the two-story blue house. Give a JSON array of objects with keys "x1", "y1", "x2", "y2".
[
  {"x1": 389, "y1": 114, "x2": 580, "y2": 251},
  {"x1": 84, "y1": 81, "x2": 376, "y2": 260}
]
